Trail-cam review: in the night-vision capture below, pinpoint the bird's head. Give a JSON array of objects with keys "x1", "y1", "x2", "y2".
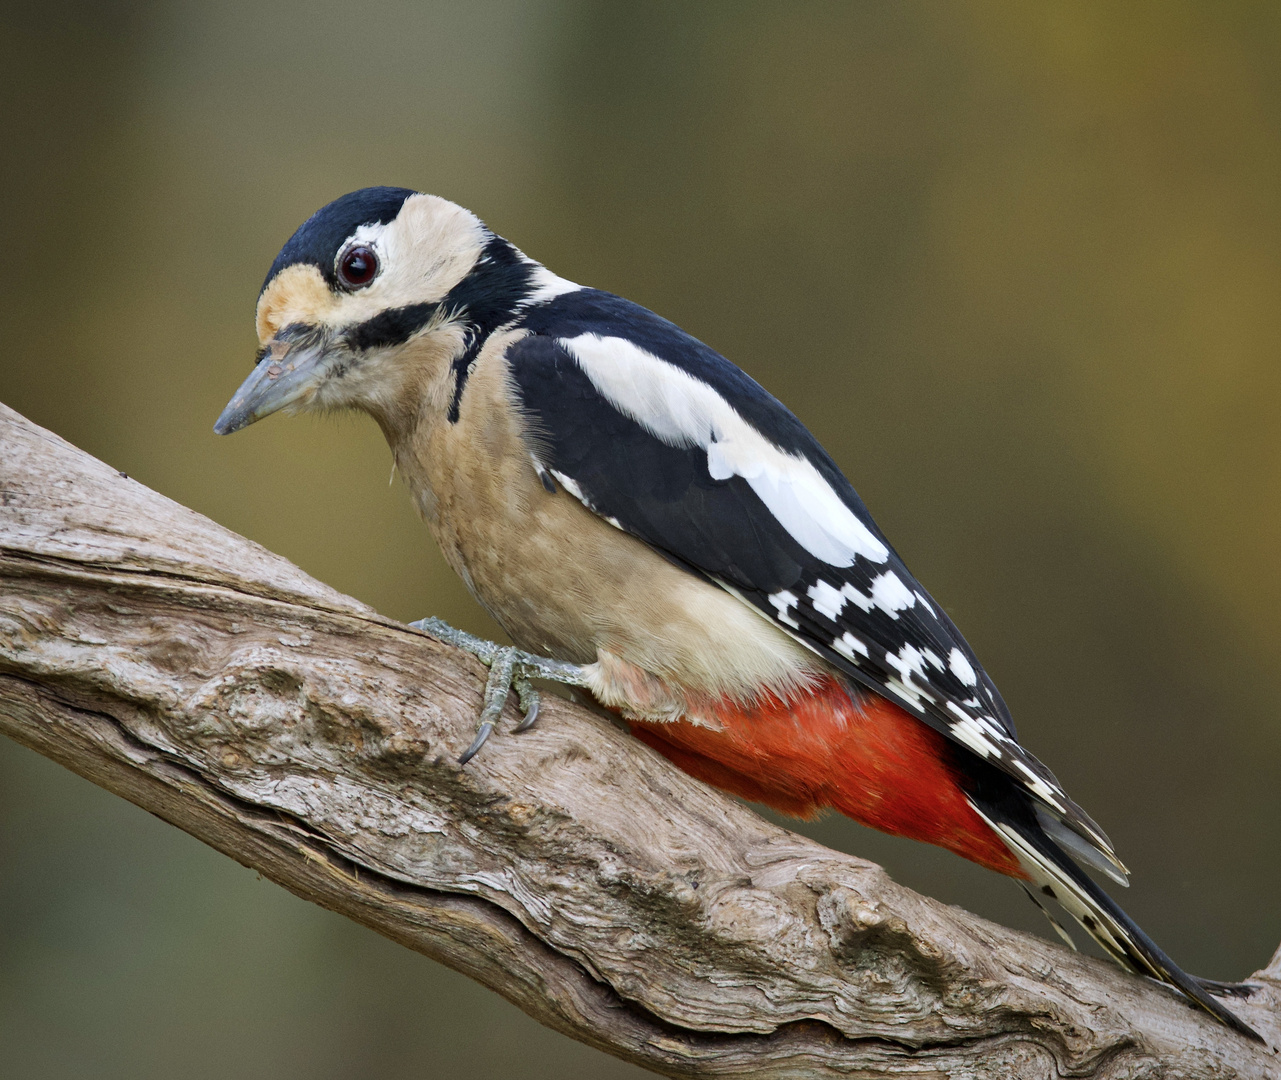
[{"x1": 215, "y1": 187, "x2": 538, "y2": 438}]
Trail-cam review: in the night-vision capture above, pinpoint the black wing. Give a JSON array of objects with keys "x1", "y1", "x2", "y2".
[{"x1": 507, "y1": 288, "x2": 1112, "y2": 858}]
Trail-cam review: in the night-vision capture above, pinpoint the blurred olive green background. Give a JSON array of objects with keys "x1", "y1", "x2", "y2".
[{"x1": 2, "y1": 1, "x2": 1280, "y2": 1076}]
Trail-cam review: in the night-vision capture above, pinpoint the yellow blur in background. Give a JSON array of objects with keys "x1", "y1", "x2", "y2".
[{"x1": 2, "y1": 2, "x2": 1279, "y2": 1077}]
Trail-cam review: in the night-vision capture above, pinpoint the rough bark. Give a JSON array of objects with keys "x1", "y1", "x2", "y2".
[{"x1": 0, "y1": 401, "x2": 1277, "y2": 1078}]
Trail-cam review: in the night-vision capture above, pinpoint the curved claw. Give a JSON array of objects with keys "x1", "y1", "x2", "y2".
[
  {"x1": 514, "y1": 692, "x2": 540, "y2": 732},
  {"x1": 412, "y1": 616, "x2": 588, "y2": 764},
  {"x1": 456, "y1": 647, "x2": 516, "y2": 764},
  {"x1": 458, "y1": 721, "x2": 495, "y2": 765}
]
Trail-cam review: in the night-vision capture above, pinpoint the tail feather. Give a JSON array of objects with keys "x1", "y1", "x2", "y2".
[
  {"x1": 971, "y1": 802, "x2": 1263, "y2": 1042},
  {"x1": 1018, "y1": 882, "x2": 1079, "y2": 952},
  {"x1": 1034, "y1": 805, "x2": 1129, "y2": 886}
]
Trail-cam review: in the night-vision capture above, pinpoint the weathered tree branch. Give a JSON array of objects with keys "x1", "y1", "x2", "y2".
[{"x1": 0, "y1": 401, "x2": 1276, "y2": 1078}]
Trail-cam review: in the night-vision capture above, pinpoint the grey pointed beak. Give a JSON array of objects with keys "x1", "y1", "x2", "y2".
[{"x1": 214, "y1": 333, "x2": 331, "y2": 435}]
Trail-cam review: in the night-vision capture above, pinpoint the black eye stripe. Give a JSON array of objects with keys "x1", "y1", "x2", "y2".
[{"x1": 344, "y1": 301, "x2": 440, "y2": 351}]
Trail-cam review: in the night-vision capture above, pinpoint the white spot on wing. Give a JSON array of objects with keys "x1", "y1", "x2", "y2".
[
  {"x1": 884, "y1": 645, "x2": 941, "y2": 707},
  {"x1": 942, "y1": 703, "x2": 1068, "y2": 810},
  {"x1": 945, "y1": 703, "x2": 996, "y2": 758},
  {"x1": 550, "y1": 470, "x2": 586, "y2": 502},
  {"x1": 886, "y1": 643, "x2": 927, "y2": 683},
  {"x1": 884, "y1": 679, "x2": 922, "y2": 707},
  {"x1": 841, "y1": 582, "x2": 875, "y2": 613},
  {"x1": 869, "y1": 571, "x2": 916, "y2": 618},
  {"x1": 559, "y1": 333, "x2": 889, "y2": 567},
  {"x1": 769, "y1": 589, "x2": 801, "y2": 629},
  {"x1": 548, "y1": 470, "x2": 629, "y2": 537},
  {"x1": 807, "y1": 579, "x2": 846, "y2": 620},
  {"x1": 948, "y1": 647, "x2": 978, "y2": 686},
  {"x1": 833, "y1": 632, "x2": 869, "y2": 661},
  {"x1": 1023, "y1": 775, "x2": 1062, "y2": 805}
]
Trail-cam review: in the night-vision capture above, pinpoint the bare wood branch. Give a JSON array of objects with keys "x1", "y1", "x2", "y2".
[{"x1": 0, "y1": 401, "x2": 1277, "y2": 1078}]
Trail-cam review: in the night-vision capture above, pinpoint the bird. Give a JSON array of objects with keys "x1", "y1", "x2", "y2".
[{"x1": 215, "y1": 186, "x2": 1259, "y2": 1039}]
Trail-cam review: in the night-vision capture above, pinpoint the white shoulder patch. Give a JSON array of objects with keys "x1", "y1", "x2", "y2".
[{"x1": 559, "y1": 332, "x2": 889, "y2": 568}]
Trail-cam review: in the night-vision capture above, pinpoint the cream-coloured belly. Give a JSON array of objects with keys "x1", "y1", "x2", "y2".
[{"x1": 392, "y1": 336, "x2": 823, "y2": 718}]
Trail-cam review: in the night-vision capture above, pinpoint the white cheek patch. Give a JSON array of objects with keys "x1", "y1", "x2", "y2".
[
  {"x1": 560, "y1": 333, "x2": 890, "y2": 568},
  {"x1": 319, "y1": 195, "x2": 490, "y2": 332}
]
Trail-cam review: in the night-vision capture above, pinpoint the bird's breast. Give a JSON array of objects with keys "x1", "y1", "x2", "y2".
[{"x1": 393, "y1": 330, "x2": 824, "y2": 713}]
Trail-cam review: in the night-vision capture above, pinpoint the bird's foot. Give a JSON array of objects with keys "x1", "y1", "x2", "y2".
[{"x1": 410, "y1": 617, "x2": 589, "y2": 764}]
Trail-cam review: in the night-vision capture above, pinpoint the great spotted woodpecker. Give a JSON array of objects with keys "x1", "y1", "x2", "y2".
[{"x1": 215, "y1": 187, "x2": 1258, "y2": 1038}]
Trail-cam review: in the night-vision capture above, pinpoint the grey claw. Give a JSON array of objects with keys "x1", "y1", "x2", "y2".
[
  {"x1": 458, "y1": 721, "x2": 495, "y2": 765},
  {"x1": 512, "y1": 673, "x2": 540, "y2": 732},
  {"x1": 456, "y1": 648, "x2": 515, "y2": 766},
  {"x1": 514, "y1": 694, "x2": 540, "y2": 733},
  {"x1": 411, "y1": 616, "x2": 588, "y2": 764}
]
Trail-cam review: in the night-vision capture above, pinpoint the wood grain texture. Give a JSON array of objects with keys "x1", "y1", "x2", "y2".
[{"x1": 0, "y1": 400, "x2": 1277, "y2": 1078}]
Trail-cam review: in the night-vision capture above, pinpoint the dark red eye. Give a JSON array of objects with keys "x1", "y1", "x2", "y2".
[{"x1": 337, "y1": 243, "x2": 378, "y2": 288}]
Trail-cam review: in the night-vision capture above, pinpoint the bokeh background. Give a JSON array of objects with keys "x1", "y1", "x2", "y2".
[{"x1": 2, "y1": 1, "x2": 1280, "y2": 1075}]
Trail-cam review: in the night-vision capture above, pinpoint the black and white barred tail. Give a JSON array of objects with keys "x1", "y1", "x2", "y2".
[{"x1": 972, "y1": 803, "x2": 1262, "y2": 1041}]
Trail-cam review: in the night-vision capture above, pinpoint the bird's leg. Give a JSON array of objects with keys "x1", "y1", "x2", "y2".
[{"x1": 409, "y1": 617, "x2": 590, "y2": 763}]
